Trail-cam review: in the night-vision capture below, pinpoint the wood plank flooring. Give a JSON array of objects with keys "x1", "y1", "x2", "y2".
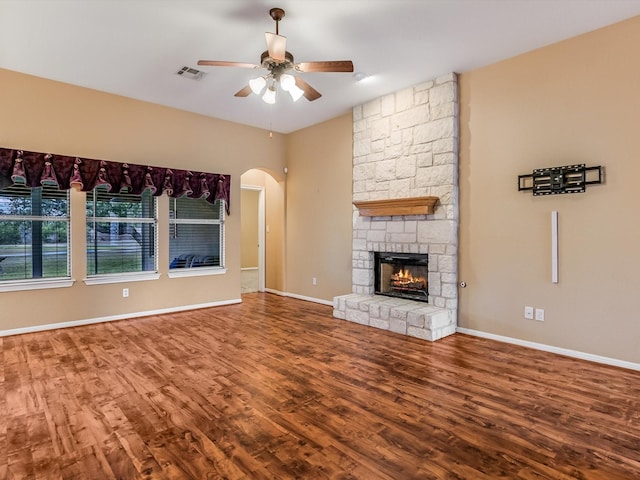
[{"x1": 1, "y1": 293, "x2": 639, "y2": 479}]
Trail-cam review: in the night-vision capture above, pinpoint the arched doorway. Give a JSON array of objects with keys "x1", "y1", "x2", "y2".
[{"x1": 240, "y1": 168, "x2": 285, "y2": 295}]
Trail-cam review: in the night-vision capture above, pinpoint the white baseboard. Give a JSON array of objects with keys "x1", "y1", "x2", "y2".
[
  {"x1": 457, "y1": 327, "x2": 640, "y2": 372},
  {"x1": 264, "y1": 288, "x2": 286, "y2": 296},
  {"x1": 0, "y1": 298, "x2": 242, "y2": 338},
  {"x1": 285, "y1": 292, "x2": 334, "y2": 306},
  {"x1": 263, "y1": 288, "x2": 334, "y2": 306}
]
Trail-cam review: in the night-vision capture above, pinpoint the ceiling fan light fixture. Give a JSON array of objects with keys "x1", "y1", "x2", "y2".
[
  {"x1": 279, "y1": 73, "x2": 295, "y2": 92},
  {"x1": 262, "y1": 86, "x2": 277, "y2": 104},
  {"x1": 288, "y1": 84, "x2": 304, "y2": 102},
  {"x1": 197, "y1": 8, "x2": 353, "y2": 105},
  {"x1": 249, "y1": 76, "x2": 267, "y2": 95}
]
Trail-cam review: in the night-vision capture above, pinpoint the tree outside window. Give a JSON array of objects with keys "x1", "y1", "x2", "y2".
[
  {"x1": 0, "y1": 185, "x2": 69, "y2": 281},
  {"x1": 86, "y1": 189, "x2": 157, "y2": 276}
]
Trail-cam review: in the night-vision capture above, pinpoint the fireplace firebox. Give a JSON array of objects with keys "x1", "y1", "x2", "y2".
[{"x1": 374, "y1": 252, "x2": 429, "y2": 302}]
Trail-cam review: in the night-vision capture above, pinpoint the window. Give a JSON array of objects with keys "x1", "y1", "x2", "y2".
[
  {"x1": 86, "y1": 189, "x2": 157, "y2": 277},
  {"x1": 0, "y1": 184, "x2": 70, "y2": 283},
  {"x1": 169, "y1": 197, "x2": 224, "y2": 273}
]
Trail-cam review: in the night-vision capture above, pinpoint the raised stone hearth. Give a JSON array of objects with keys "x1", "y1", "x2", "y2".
[
  {"x1": 333, "y1": 73, "x2": 459, "y2": 341},
  {"x1": 333, "y1": 294, "x2": 455, "y2": 341}
]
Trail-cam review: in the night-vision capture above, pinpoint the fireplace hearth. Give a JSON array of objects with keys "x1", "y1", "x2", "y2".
[{"x1": 375, "y1": 252, "x2": 429, "y2": 302}]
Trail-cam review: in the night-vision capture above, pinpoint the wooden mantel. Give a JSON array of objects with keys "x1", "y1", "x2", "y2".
[{"x1": 353, "y1": 196, "x2": 439, "y2": 217}]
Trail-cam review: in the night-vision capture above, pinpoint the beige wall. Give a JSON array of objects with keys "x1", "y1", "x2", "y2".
[
  {"x1": 264, "y1": 173, "x2": 285, "y2": 292},
  {"x1": 458, "y1": 16, "x2": 640, "y2": 363},
  {"x1": 285, "y1": 113, "x2": 353, "y2": 301},
  {"x1": 240, "y1": 188, "x2": 260, "y2": 268},
  {"x1": 0, "y1": 68, "x2": 285, "y2": 330}
]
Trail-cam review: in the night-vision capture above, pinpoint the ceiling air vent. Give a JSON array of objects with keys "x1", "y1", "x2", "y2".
[{"x1": 176, "y1": 66, "x2": 206, "y2": 80}]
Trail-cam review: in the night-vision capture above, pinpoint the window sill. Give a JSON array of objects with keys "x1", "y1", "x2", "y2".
[
  {"x1": 84, "y1": 272, "x2": 161, "y2": 285},
  {"x1": 168, "y1": 267, "x2": 227, "y2": 278},
  {"x1": 0, "y1": 277, "x2": 75, "y2": 292}
]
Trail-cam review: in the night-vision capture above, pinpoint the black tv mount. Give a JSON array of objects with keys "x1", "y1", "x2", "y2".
[{"x1": 518, "y1": 164, "x2": 603, "y2": 196}]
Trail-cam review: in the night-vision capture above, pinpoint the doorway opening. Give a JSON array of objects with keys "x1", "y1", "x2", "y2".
[{"x1": 240, "y1": 185, "x2": 265, "y2": 293}]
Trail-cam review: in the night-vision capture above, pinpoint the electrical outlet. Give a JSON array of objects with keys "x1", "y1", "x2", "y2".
[
  {"x1": 312, "y1": 277, "x2": 317, "y2": 286},
  {"x1": 122, "y1": 288, "x2": 129, "y2": 298},
  {"x1": 535, "y1": 308, "x2": 545, "y2": 321},
  {"x1": 524, "y1": 306, "x2": 534, "y2": 319}
]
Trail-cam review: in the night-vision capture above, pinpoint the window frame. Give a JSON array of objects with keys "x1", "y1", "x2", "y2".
[
  {"x1": 84, "y1": 188, "x2": 160, "y2": 285},
  {"x1": 167, "y1": 197, "x2": 226, "y2": 279},
  {"x1": 0, "y1": 184, "x2": 73, "y2": 292}
]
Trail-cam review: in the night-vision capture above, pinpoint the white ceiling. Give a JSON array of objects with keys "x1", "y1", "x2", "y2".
[{"x1": 1, "y1": 1, "x2": 639, "y2": 134}]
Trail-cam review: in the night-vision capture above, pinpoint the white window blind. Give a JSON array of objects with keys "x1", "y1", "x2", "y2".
[
  {"x1": 0, "y1": 184, "x2": 70, "y2": 281},
  {"x1": 86, "y1": 189, "x2": 157, "y2": 276},
  {"x1": 169, "y1": 197, "x2": 224, "y2": 269}
]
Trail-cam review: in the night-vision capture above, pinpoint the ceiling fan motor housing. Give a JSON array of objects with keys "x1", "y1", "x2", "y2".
[{"x1": 260, "y1": 50, "x2": 294, "y2": 74}]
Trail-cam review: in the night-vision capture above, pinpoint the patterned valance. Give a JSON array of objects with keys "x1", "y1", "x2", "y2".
[{"x1": 0, "y1": 147, "x2": 230, "y2": 214}]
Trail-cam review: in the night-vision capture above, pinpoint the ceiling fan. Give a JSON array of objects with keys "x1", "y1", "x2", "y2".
[{"x1": 197, "y1": 7, "x2": 354, "y2": 103}]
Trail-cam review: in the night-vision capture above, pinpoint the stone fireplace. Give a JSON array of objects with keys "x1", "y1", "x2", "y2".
[{"x1": 333, "y1": 73, "x2": 459, "y2": 341}]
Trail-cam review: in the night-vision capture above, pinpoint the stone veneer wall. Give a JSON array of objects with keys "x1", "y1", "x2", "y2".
[{"x1": 334, "y1": 73, "x2": 459, "y2": 340}]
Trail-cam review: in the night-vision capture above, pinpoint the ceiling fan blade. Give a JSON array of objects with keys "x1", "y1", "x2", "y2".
[
  {"x1": 295, "y1": 61, "x2": 354, "y2": 73},
  {"x1": 265, "y1": 32, "x2": 286, "y2": 62},
  {"x1": 197, "y1": 60, "x2": 260, "y2": 69},
  {"x1": 234, "y1": 85, "x2": 252, "y2": 97},
  {"x1": 295, "y1": 77, "x2": 322, "y2": 101}
]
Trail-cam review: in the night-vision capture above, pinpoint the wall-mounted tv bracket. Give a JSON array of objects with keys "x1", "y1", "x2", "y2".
[{"x1": 518, "y1": 164, "x2": 603, "y2": 196}]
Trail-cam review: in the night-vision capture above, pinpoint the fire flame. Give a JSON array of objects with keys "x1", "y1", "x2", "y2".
[
  {"x1": 396, "y1": 269, "x2": 413, "y2": 280},
  {"x1": 391, "y1": 269, "x2": 426, "y2": 288}
]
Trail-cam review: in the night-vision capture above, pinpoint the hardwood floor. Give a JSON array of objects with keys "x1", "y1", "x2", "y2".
[{"x1": 1, "y1": 293, "x2": 639, "y2": 479}]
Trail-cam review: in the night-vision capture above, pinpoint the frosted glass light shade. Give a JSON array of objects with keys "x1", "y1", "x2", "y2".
[
  {"x1": 262, "y1": 87, "x2": 276, "y2": 104},
  {"x1": 279, "y1": 73, "x2": 295, "y2": 92},
  {"x1": 289, "y1": 84, "x2": 304, "y2": 102},
  {"x1": 249, "y1": 76, "x2": 267, "y2": 95}
]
